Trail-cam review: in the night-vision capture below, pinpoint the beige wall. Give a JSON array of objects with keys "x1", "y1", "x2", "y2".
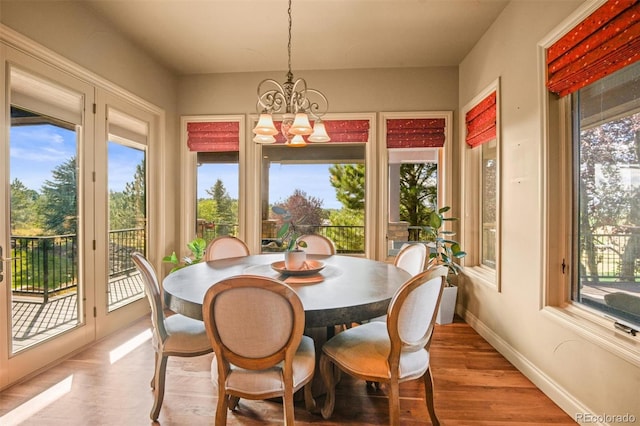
[{"x1": 459, "y1": 0, "x2": 640, "y2": 420}]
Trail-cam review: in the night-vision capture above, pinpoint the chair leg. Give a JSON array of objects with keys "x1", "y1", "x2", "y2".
[
  {"x1": 319, "y1": 354, "x2": 337, "y2": 419},
  {"x1": 150, "y1": 351, "x2": 161, "y2": 389},
  {"x1": 150, "y1": 354, "x2": 168, "y2": 421},
  {"x1": 303, "y1": 381, "x2": 316, "y2": 412},
  {"x1": 283, "y1": 383, "x2": 295, "y2": 426},
  {"x1": 388, "y1": 379, "x2": 401, "y2": 426},
  {"x1": 215, "y1": 390, "x2": 228, "y2": 425},
  {"x1": 423, "y1": 368, "x2": 440, "y2": 426},
  {"x1": 229, "y1": 396, "x2": 240, "y2": 410}
]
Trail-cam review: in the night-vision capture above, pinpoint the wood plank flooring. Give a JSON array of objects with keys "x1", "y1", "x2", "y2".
[{"x1": 0, "y1": 316, "x2": 577, "y2": 425}]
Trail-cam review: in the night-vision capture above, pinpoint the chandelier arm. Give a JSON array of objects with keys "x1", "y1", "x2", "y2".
[
  {"x1": 302, "y1": 88, "x2": 329, "y2": 119},
  {"x1": 256, "y1": 79, "x2": 288, "y2": 113}
]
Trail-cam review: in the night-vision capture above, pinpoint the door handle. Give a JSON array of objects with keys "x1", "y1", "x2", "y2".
[{"x1": 0, "y1": 246, "x2": 17, "y2": 282}]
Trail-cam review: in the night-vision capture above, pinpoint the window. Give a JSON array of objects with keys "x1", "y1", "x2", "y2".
[
  {"x1": 461, "y1": 81, "x2": 500, "y2": 286},
  {"x1": 197, "y1": 152, "x2": 240, "y2": 242},
  {"x1": 544, "y1": 0, "x2": 640, "y2": 340},
  {"x1": 382, "y1": 112, "x2": 451, "y2": 261},
  {"x1": 260, "y1": 144, "x2": 366, "y2": 255},
  {"x1": 182, "y1": 116, "x2": 242, "y2": 246},
  {"x1": 571, "y1": 61, "x2": 640, "y2": 329},
  {"x1": 481, "y1": 140, "x2": 497, "y2": 269}
]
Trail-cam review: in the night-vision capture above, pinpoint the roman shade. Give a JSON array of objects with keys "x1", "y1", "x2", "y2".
[
  {"x1": 10, "y1": 67, "x2": 83, "y2": 126},
  {"x1": 273, "y1": 119, "x2": 370, "y2": 144},
  {"x1": 465, "y1": 91, "x2": 497, "y2": 148},
  {"x1": 187, "y1": 121, "x2": 240, "y2": 152},
  {"x1": 547, "y1": 0, "x2": 640, "y2": 97},
  {"x1": 386, "y1": 118, "x2": 446, "y2": 148},
  {"x1": 108, "y1": 107, "x2": 148, "y2": 145}
]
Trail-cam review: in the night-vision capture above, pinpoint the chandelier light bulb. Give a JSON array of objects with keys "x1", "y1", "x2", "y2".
[
  {"x1": 288, "y1": 134, "x2": 307, "y2": 147},
  {"x1": 253, "y1": 134, "x2": 277, "y2": 144},
  {"x1": 253, "y1": 113, "x2": 278, "y2": 136},
  {"x1": 289, "y1": 113, "x2": 313, "y2": 135},
  {"x1": 307, "y1": 120, "x2": 331, "y2": 143}
]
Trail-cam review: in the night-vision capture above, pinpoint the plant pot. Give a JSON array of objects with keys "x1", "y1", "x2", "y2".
[
  {"x1": 284, "y1": 249, "x2": 306, "y2": 270},
  {"x1": 436, "y1": 285, "x2": 458, "y2": 325}
]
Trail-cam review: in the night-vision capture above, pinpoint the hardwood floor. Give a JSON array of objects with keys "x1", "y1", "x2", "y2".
[{"x1": 0, "y1": 316, "x2": 576, "y2": 425}]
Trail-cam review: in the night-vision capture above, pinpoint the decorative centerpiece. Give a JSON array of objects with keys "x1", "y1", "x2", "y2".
[{"x1": 272, "y1": 205, "x2": 308, "y2": 270}]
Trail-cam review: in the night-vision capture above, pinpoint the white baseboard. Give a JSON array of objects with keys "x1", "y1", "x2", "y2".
[{"x1": 459, "y1": 309, "x2": 601, "y2": 426}]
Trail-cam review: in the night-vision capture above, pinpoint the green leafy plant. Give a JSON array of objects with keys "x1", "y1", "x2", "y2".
[
  {"x1": 162, "y1": 237, "x2": 207, "y2": 273},
  {"x1": 272, "y1": 205, "x2": 308, "y2": 251},
  {"x1": 422, "y1": 206, "x2": 467, "y2": 283}
]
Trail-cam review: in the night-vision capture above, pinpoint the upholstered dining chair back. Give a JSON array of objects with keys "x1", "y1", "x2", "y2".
[
  {"x1": 204, "y1": 235, "x2": 250, "y2": 261},
  {"x1": 388, "y1": 264, "x2": 446, "y2": 352},
  {"x1": 296, "y1": 234, "x2": 336, "y2": 255},
  {"x1": 131, "y1": 251, "x2": 168, "y2": 344},
  {"x1": 202, "y1": 275, "x2": 316, "y2": 425},
  {"x1": 131, "y1": 252, "x2": 212, "y2": 421},
  {"x1": 319, "y1": 265, "x2": 448, "y2": 425},
  {"x1": 394, "y1": 243, "x2": 427, "y2": 277}
]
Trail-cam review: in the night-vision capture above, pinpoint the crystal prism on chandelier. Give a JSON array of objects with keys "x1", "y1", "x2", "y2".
[{"x1": 252, "y1": 0, "x2": 330, "y2": 146}]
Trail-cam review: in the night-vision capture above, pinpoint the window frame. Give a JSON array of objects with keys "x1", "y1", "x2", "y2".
[
  {"x1": 460, "y1": 79, "x2": 501, "y2": 291},
  {"x1": 540, "y1": 0, "x2": 640, "y2": 366},
  {"x1": 179, "y1": 114, "x2": 245, "y2": 254},
  {"x1": 380, "y1": 111, "x2": 453, "y2": 261}
]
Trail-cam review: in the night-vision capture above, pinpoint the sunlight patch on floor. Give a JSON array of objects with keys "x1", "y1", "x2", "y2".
[
  {"x1": 0, "y1": 375, "x2": 73, "y2": 426},
  {"x1": 109, "y1": 328, "x2": 151, "y2": 364}
]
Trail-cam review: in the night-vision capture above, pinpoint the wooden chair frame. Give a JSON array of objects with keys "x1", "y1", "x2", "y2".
[
  {"x1": 202, "y1": 275, "x2": 315, "y2": 425},
  {"x1": 320, "y1": 266, "x2": 447, "y2": 425}
]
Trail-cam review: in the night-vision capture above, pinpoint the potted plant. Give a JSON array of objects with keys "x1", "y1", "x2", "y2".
[
  {"x1": 272, "y1": 205, "x2": 308, "y2": 269},
  {"x1": 422, "y1": 206, "x2": 467, "y2": 324},
  {"x1": 162, "y1": 237, "x2": 207, "y2": 273}
]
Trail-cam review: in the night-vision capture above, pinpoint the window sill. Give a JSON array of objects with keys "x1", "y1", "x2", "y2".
[
  {"x1": 462, "y1": 265, "x2": 497, "y2": 290},
  {"x1": 542, "y1": 304, "x2": 640, "y2": 368}
]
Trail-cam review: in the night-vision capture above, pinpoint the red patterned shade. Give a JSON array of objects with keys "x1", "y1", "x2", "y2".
[
  {"x1": 385, "y1": 118, "x2": 446, "y2": 148},
  {"x1": 272, "y1": 119, "x2": 370, "y2": 144},
  {"x1": 465, "y1": 91, "x2": 497, "y2": 148},
  {"x1": 187, "y1": 121, "x2": 240, "y2": 152},
  {"x1": 547, "y1": 0, "x2": 640, "y2": 97}
]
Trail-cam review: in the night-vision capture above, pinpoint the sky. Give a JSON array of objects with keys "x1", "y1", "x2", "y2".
[
  {"x1": 10, "y1": 123, "x2": 341, "y2": 210},
  {"x1": 197, "y1": 163, "x2": 341, "y2": 210},
  {"x1": 10, "y1": 124, "x2": 144, "y2": 194}
]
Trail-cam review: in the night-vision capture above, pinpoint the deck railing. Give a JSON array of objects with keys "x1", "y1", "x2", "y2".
[{"x1": 11, "y1": 228, "x2": 145, "y2": 301}]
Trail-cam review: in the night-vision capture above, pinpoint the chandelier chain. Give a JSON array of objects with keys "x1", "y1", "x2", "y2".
[{"x1": 287, "y1": 0, "x2": 293, "y2": 81}]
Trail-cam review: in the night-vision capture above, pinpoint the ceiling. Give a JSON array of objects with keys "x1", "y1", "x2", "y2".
[{"x1": 82, "y1": 0, "x2": 510, "y2": 76}]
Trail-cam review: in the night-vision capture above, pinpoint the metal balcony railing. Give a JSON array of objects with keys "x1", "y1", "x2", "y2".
[{"x1": 10, "y1": 228, "x2": 145, "y2": 302}]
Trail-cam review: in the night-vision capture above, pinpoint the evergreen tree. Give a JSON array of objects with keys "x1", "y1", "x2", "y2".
[
  {"x1": 109, "y1": 158, "x2": 146, "y2": 230},
  {"x1": 329, "y1": 164, "x2": 365, "y2": 210},
  {"x1": 399, "y1": 163, "x2": 438, "y2": 226},
  {"x1": 39, "y1": 157, "x2": 77, "y2": 235},
  {"x1": 10, "y1": 178, "x2": 40, "y2": 233},
  {"x1": 206, "y1": 179, "x2": 235, "y2": 225}
]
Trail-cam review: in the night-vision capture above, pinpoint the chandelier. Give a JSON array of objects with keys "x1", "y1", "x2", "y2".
[{"x1": 252, "y1": 0, "x2": 330, "y2": 147}]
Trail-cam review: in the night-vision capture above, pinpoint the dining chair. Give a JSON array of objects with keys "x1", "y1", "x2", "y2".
[
  {"x1": 296, "y1": 234, "x2": 336, "y2": 255},
  {"x1": 394, "y1": 242, "x2": 427, "y2": 276},
  {"x1": 319, "y1": 265, "x2": 448, "y2": 426},
  {"x1": 368, "y1": 243, "x2": 428, "y2": 325},
  {"x1": 202, "y1": 275, "x2": 316, "y2": 425},
  {"x1": 131, "y1": 252, "x2": 213, "y2": 421},
  {"x1": 204, "y1": 235, "x2": 250, "y2": 261}
]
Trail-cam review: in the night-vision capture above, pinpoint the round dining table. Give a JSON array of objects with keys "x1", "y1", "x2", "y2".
[{"x1": 162, "y1": 253, "x2": 411, "y2": 328}]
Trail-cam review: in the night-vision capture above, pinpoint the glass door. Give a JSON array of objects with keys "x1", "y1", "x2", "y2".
[
  {"x1": 93, "y1": 94, "x2": 152, "y2": 339},
  {"x1": 1, "y1": 53, "x2": 96, "y2": 387}
]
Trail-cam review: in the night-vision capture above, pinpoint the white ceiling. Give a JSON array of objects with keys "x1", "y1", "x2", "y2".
[{"x1": 82, "y1": 0, "x2": 510, "y2": 76}]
